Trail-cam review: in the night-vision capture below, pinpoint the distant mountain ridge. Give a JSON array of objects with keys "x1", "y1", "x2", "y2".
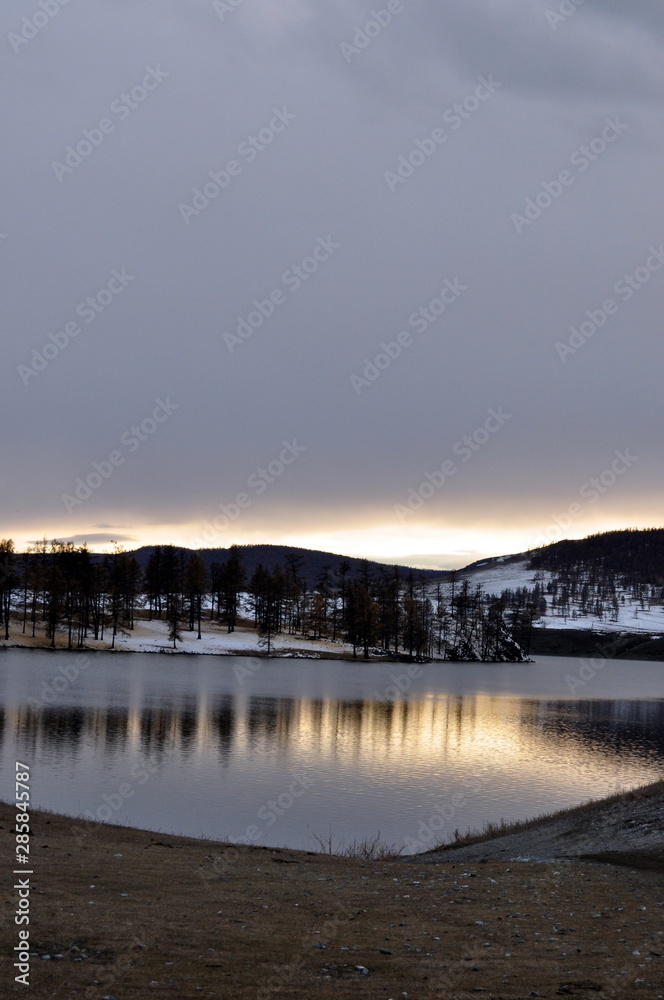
[
  {"x1": 126, "y1": 543, "x2": 452, "y2": 588},
  {"x1": 7, "y1": 528, "x2": 664, "y2": 658},
  {"x1": 122, "y1": 528, "x2": 664, "y2": 591}
]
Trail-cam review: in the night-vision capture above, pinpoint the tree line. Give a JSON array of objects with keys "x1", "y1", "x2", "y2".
[
  {"x1": 530, "y1": 528, "x2": 664, "y2": 587},
  {"x1": 528, "y1": 528, "x2": 664, "y2": 623},
  {"x1": 0, "y1": 540, "x2": 534, "y2": 660}
]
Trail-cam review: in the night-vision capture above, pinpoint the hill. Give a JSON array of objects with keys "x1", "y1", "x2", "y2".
[
  {"x1": 127, "y1": 543, "x2": 452, "y2": 589},
  {"x1": 529, "y1": 526, "x2": 664, "y2": 585},
  {"x1": 6, "y1": 528, "x2": 664, "y2": 659},
  {"x1": 451, "y1": 528, "x2": 664, "y2": 650}
]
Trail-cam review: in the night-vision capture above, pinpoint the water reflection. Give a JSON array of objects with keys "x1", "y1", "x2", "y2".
[
  {"x1": 4, "y1": 693, "x2": 663, "y2": 773},
  {"x1": 1, "y1": 653, "x2": 662, "y2": 850}
]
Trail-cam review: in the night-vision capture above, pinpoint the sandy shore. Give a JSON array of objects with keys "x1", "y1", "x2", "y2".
[{"x1": 1, "y1": 782, "x2": 663, "y2": 998}]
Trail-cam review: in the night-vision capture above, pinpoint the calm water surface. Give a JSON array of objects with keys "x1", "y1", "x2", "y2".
[{"x1": 1, "y1": 649, "x2": 662, "y2": 853}]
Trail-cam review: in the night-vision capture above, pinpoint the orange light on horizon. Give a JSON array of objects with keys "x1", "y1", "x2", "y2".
[{"x1": 5, "y1": 513, "x2": 663, "y2": 569}]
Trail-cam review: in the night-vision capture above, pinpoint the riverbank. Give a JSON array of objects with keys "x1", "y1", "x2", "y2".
[
  {"x1": 0, "y1": 617, "x2": 369, "y2": 661},
  {"x1": 0, "y1": 616, "x2": 527, "y2": 662},
  {"x1": 419, "y1": 779, "x2": 664, "y2": 869},
  {"x1": 1, "y1": 784, "x2": 663, "y2": 998},
  {"x1": 3, "y1": 618, "x2": 664, "y2": 661}
]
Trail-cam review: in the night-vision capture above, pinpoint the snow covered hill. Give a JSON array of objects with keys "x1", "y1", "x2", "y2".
[{"x1": 453, "y1": 554, "x2": 664, "y2": 635}]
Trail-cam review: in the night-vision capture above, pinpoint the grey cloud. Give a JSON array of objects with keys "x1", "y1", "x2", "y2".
[{"x1": 1, "y1": 0, "x2": 662, "y2": 561}]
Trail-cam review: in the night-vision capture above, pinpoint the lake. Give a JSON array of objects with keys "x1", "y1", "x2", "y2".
[{"x1": 1, "y1": 649, "x2": 662, "y2": 854}]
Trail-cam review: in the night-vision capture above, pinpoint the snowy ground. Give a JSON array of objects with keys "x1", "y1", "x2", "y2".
[
  {"x1": 456, "y1": 557, "x2": 664, "y2": 635},
  {"x1": 110, "y1": 619, "x2": 358, "y2": 657},
  {"x1": 3, "y1": 554, "x2": 662, "y2": 659},
  {"x1": 0, "y1": 617, "x2": 359, "y2": 658}
]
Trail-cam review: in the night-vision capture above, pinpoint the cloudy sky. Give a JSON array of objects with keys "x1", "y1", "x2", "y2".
[{"x1": 2, "y1": 0, "x2": 663, "y2": 569}]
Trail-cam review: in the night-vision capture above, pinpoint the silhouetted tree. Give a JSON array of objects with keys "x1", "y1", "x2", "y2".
[
  {"x1": 217, "y1": 545, "x2": 245, "y2": 633},
  {"x1": 0, "y1": 539, "x2": 15, "y2": 640},
  {"x1": 185, "y1": 552, "x2": 208, "y2": 639}
]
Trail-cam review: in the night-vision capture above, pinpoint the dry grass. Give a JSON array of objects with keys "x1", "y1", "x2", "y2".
[
  {"x1": 308, "y1": 827, "x2": 404, "y2": 860},
  {"x1": 431, "y1": 779, "x2": 664, "y2": 852},
  {"x1": 1, "y1": 801, "x2": 663, "y2": 999}
]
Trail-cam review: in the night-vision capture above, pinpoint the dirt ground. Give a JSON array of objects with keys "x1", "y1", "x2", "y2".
[
  {"x1": 1, "y1": 794, "x2": 663, "y2": 1000},
  {"x1": 420, "y1": 781, "x2": 664, "y2": 867}
]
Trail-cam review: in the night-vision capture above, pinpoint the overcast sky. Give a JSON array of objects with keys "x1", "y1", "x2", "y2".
[{"x1": 2, "y1": 0, "x2": 663, "y2": 569}]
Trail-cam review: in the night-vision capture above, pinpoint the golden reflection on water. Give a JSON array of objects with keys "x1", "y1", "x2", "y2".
[
  {"x1": 5, "y1": 692, "x2": 661, "y2": 798},
  {"x1": 3, "y1": 688, "x2": 661, "y2": 850}
]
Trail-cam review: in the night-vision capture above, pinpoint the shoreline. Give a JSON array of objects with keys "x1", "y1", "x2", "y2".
[
  {"x1": 0, "y1": 641, "x2": 389, "y2": 662},
  {"x1": 0, "y1": 617, "x2": 388, "y2": 662},
  {"x1": 2, "y1": 784, "x2": 663, "y2": 998},
  {"x1": 3, "y1": 777, "x2": 662, "y2": 861},
  {"x1": 3, "y1": 631, "x2": 664, "y2": 661},
  {"x1": 4, "y1": 608, "x2": 664, "y2": 662},
  {"x1": 0, "y1": 618, "x2": 524, "y2": 663},
  {"x1": 529, "y1": 626, "x2": 664, "y2": 661},
  {"x1": 419, "y1": 778, "x2": 664, "y2": 869}
]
